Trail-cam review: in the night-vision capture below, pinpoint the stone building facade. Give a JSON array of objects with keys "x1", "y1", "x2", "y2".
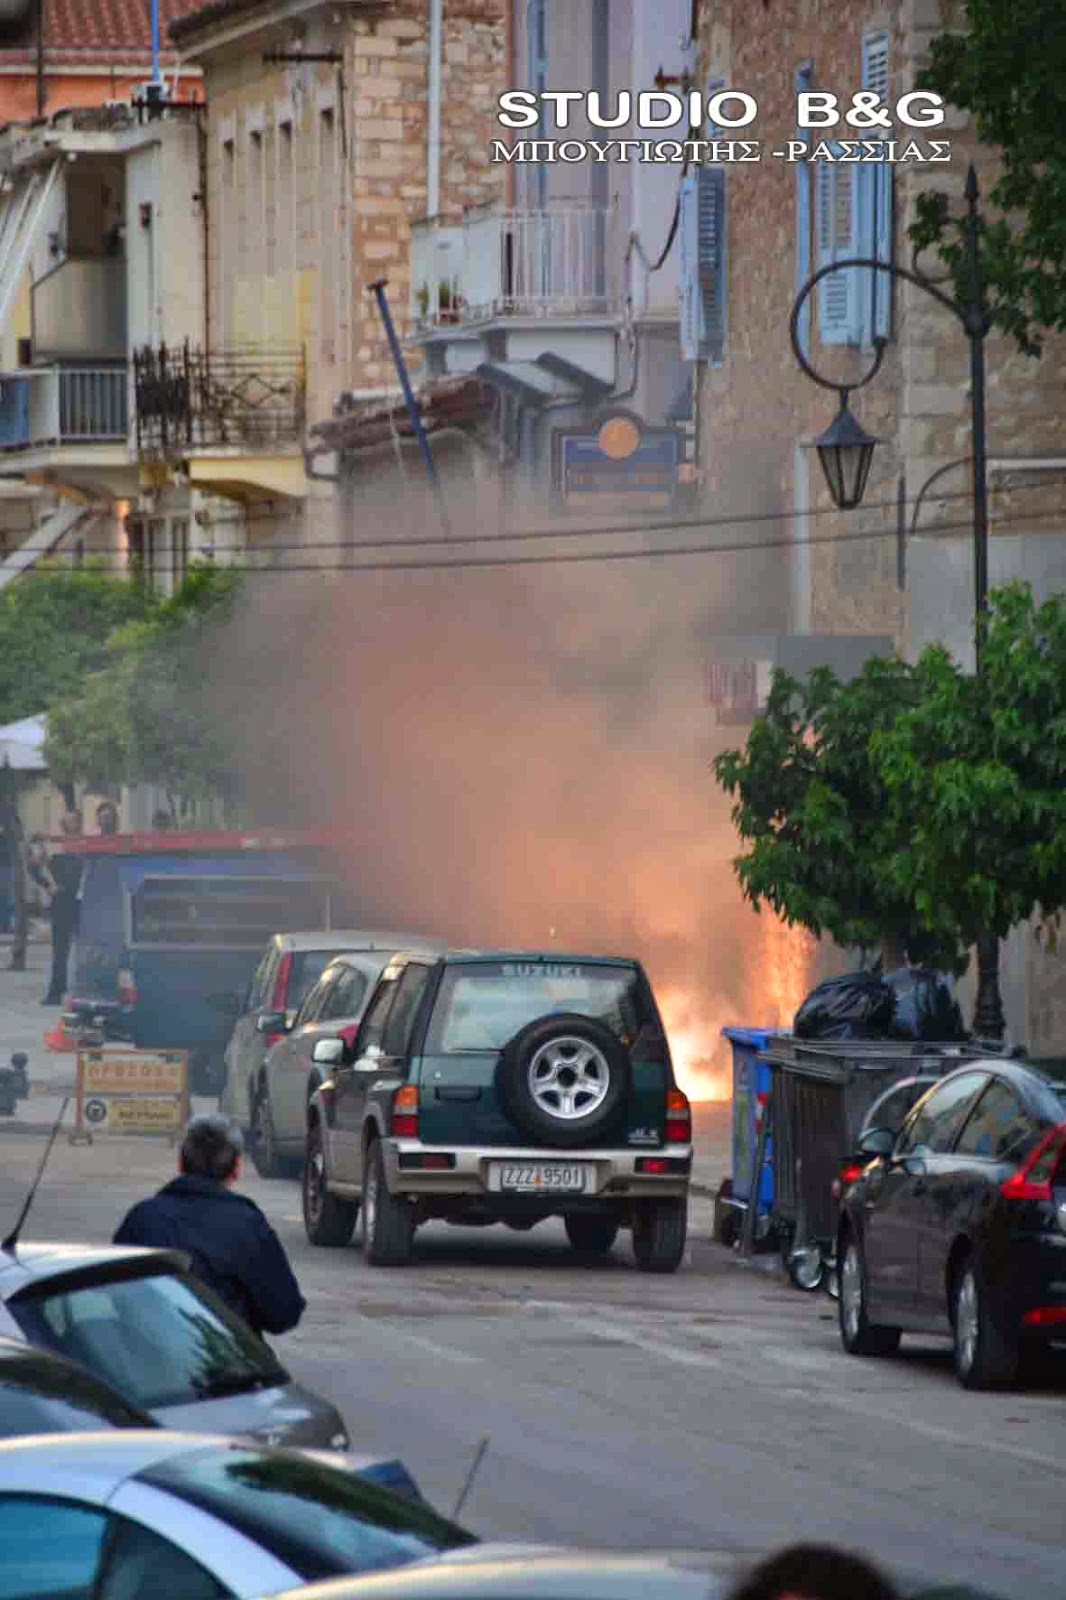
[{"x1": 688, "y1": 0, "x2": 1066, "y2": 1049}]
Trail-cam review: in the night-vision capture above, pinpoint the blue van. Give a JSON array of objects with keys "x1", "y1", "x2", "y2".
[{"x1": 65, "y1": 830, "x2": 352, "y2": 1092}]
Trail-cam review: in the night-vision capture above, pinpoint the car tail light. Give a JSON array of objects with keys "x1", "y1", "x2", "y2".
[
  {"x1": 831, "y1": 1162, "x2": 864, "y2": 1203},
  {"x1": 391, "y1": 1084, "x2": 419, "y2": 1139},
  {"x1": 665, "y1": 1088, "x2": 691, "y2": 1145},
  {"x1": 1001, "y1": 1122, "x2": 1066, "y2": 1202},
  {"x1": 117, "y1": 968, "x2": 137, "y2": 1007},
  {"x1": 1022, "y1": 1306, "x2": 1066, "y2": 1328},
  {"x1": 270, "y1": 953, "x2": 292, "y2": 1011}
]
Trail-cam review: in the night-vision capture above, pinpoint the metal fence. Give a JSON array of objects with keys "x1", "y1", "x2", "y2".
[{"x1": 133, "y1": 343, "x2": 306, "y2": 455}]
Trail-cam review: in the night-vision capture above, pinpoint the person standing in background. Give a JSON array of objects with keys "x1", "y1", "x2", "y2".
[
  {"x1": 41, "y1": 809, "x2": 84, "y2": 1006},
  {"x1": 95, "y1": 800, "x2": 120, "y2": 836}
]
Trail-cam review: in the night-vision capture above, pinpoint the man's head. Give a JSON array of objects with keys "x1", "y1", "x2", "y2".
[
  {"x1": 59, "y1": 809, "x2": 83, "y2": 838},
  {"x1": 95, "y1": 801, "x2": 119, "y2": 835},
  {"x1": 151, "y1": 809, "x2": 173, "y2": 830},
  {"x1": 179, "y1": 1113, "x2": 244, "y2": 1186}
]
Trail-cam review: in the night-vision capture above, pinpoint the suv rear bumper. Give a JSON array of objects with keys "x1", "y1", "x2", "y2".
[{"x1": 383, "y1": 1139, "x2": 691, "y2": 1203}]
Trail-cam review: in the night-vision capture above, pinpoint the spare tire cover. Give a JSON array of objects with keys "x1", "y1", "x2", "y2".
[{"x1": 496, "y1": 1012, "x2": 631, "y2": 1149}]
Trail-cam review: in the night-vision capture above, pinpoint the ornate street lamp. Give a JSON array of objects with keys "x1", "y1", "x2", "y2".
[
  {"x1": 789, "y1": 164, "x2": 1004, "y2": 1041},
  {"x1": 813, "y1": 393, "x2": 879, "y2": 512}
]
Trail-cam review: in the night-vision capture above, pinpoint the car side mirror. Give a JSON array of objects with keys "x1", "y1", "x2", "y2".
[
  {"x1": 312, "y1": 1038, "x2": 346, "y2": 1067},
  {"x1": 857, "y1": 1126, "x2": 896, "y2": 1159},
  {"x1": 256, "y1": 1010, "x2": 290, "y2": 1036}
]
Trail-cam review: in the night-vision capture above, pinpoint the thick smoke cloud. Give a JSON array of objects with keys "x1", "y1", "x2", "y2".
[{"x1": 213, "y1": 473, "x2": 827, "y2": 1097}]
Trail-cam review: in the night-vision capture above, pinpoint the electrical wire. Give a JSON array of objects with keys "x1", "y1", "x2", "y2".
[{"x1": 35, "y1": 501, "x2": 1066, "y2": 578}]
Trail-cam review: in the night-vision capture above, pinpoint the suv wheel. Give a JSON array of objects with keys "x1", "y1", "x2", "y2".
[
  {"x1": 952, "y1": 1256, "x2": 1019, "y2": 1390},
  {"x1": 565, "y1": 1213, "x2": 619, "y2": 1258},
  {"x1": 632, "y1": 1199, "x2": 686, "y2": 1273},
  {"x1": 361, "y1": 1139, "x2": 415, "y2": 1267},
  {"x1": 303, "y1": 1123, "x2": 358, "y2": 1247},
  {"x1": 497, "y1": 1014, "x2": 630, "y2": 1149},
  {"x1": 250, "y1": 1089, "x2": 281, "y2": 1179},
  {"x1": 838, "y1": 1233, "x2": 901, "y2": 1357}
]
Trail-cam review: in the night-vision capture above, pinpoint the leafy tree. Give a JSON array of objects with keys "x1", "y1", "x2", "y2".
[
  {"x1": 712, "y1": 656, "x2": 966, "y2": 971},
  {"x1": 913, "y1": 0, "x2": 1066, "y2": 355},
  {"x1": 44, "y1": 565, "x2": 243, "y2": 813},
  {"x1": 0, "y1": 566, "x2": 148, "y2": 725},
  {"x1": 874, "y1": 584, "x2": 1066, "y2": 952}
]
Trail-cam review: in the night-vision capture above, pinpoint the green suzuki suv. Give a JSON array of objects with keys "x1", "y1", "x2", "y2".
[{"x1": 302, "y1": 951, "x2": 692, "y2": 1272}]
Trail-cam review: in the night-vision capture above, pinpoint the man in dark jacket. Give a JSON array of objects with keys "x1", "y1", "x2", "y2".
[{"x1": 113, "y1": 1114, "x2": 305, "y2": 1338}]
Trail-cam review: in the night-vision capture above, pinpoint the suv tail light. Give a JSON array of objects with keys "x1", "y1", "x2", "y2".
[
  {"x1": 1000, "y1": 1122, "x2": 1066, "y2": 1202},
  {"x1": 831, "y1": 1160, "x2": 865, "y2": 1201},
  {"x1": 391, "y1": 1085, "x2": 419, "y2": 1140},
  {"x1": 117, "y1": 967, "x2": 137, "y2": 1007},
  {"x1": 665, "y1": 1087, "x2": 691, "y2": 1145}
]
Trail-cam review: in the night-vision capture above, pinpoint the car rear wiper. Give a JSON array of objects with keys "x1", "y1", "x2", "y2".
[{"x1": 195, "y1": 1368, "x2": 287, "y2": 1400}]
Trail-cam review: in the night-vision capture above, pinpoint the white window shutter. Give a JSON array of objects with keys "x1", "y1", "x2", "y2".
[
  {"x1": 862, "y1": 31, "x2": 889, "y2": 102},
  {"x1": 678, "y1": 172, "x2": 700, "y2": 362},
  {"x1": 696, "y1": 164, "x2": 726, "y2": 361},
  {"x1": 816, "y1": 154, "x2": 859, "y2": 344}
]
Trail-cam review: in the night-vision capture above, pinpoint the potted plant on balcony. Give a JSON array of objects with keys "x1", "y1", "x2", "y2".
[
  {"x1": 416, "y1": 284, "x2": 431, "y2": 321},
  {"x1": 438, "y1": 280, "x2": 464, "y2": 323}
]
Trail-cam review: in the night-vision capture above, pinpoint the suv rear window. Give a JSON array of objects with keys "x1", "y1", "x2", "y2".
[
  {"x1": 426, "y1": 961, "x2": 652, "y2": 1054},
  {"x1": 131, "y1": 878, "x2": 334, "y2": 948}
]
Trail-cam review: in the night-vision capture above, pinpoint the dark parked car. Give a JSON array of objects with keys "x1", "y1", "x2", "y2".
[
  {"x1": 831, "y1": 1075, "x2": 941, "y2": 1202},
  {"x1": 303, "y1": 950, "x2": 692, "y2": 1272},
  {"x1": 836, "y1": 1059, "x2": 1066, "y2": 1388}
]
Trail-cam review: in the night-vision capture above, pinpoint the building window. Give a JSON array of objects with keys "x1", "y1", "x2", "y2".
[
  {"x1": 318, "y1": 106, "x2": 338, "y2": 361},
  {"x1": 277, "y1": 118, "x2": 294, "y2": 278},
  {"x1": 526, "y1": 0, "x2": 547, "y2": 207},
  {"x1": 220, "y1": 136, "x2": 236, "y2": 347},
  {"x1": 249, "y1": 126, "x2": 265, "y2": 345},
  {"x1": 679, "y1": 80, "x2": 728, "y2": 365},
  {"x1": 815, "y1": 34, "x2": 893, "y2": 347},
  {"x1": 171, "y1": 518, "x2": 189, "y2": 591}
]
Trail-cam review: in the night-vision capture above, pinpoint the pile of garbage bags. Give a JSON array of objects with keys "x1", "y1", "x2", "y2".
[{"x1": 794, "y1": 967, "x2": 967, "y2": 1042}]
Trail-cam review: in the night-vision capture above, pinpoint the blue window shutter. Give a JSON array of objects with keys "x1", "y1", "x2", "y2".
[
  {"x1": 678, "y1": 172, "x2": 699, "y2": 362},
  {"x1": 696, "y1": 163, "x2": 725, "y2": 361},
  {"x1": 815, "y1": 153, "x2": 859, "y2": 344},
  {"x1": 860, "y1": 32, "x2": 893, "y2": 342},
  {"x1": 794, "y1": 62, "x2": 813, "y2": 357},
  {"x1": 526, "y1": 0, "x2": 547, "y2": 206}
]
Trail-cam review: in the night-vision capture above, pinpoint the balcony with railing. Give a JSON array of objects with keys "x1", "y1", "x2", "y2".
[
  {"x1": 133, "y1": 343, "x2": 306, "y2": 458},
  {"x1": 0, "y1": 364, "x2": 128, "y2": 451},
  {"x1": 411, "y1": 206, "x2": 624, "y2": 332}
]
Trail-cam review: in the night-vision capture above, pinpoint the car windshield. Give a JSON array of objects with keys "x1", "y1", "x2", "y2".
[
  {"x1": 426, "y1": 960, "x2": 650, "y2": 1053},
  {"x1": 0, "y1": 1352, "x2": 153, "y2": 1436},
  {"x1": 8, "y1": 1269, "x2": 284, "y2": 1410},
  {"x1": 139, "y1": 1445, "x2": 476, "y2": 1581}
]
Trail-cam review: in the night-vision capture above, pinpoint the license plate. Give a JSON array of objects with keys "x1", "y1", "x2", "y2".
[{"x1": 493, "y1": 1162, "x2": 592, "y2": 1193}]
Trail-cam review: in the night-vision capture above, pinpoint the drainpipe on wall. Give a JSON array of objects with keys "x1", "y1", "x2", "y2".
[{"x1": 427, "y1": 0, "x2": 442, "y2": 218}]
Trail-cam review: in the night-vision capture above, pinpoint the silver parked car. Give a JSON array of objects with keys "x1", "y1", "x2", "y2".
[
  {"x1": 219, "y1": 931, "x2": 444, "y2": 1142},
  {"x1": 0, "y1": 1433, "x2": 475, "y2": 1600},
  {"x1": 252, "y1": 951, "x2": 444, "y2": 1179},
  {"x1": 0, "y1": 1243, "x2": 348, "y2": 1449}
]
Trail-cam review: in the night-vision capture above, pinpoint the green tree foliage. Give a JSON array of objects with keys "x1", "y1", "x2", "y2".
[
  {"x1": 0, "y1": 566, "x2": 148, "y2": 725},
  {"x1": 875, "y1": 584, "x2": 1066, "y2": 949},
  {"x1": 913, "y1": 0, "x2": 1066, "y2": 355},
  {"x1": 713, "y1": 656, "x2": 964, "y2": 967},
  {"x1": 714, "y1": 586, "x2": 1066, "y2": 974},
  {"x1": 44, "y1": 565, "x2": 242, "y2": 811}
]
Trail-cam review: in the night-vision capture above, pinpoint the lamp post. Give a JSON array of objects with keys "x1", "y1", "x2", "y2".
[{"x1": 788, "y1": 163, "x2": 1004, "y2": 1040}]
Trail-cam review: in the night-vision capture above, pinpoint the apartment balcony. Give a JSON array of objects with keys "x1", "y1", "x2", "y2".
[
  {"x1": 133, "y1": 343, "x2": 307, "y2": 501},
  {"x1": 411, "y1": 206, "x2": 624, "y2": 333}
]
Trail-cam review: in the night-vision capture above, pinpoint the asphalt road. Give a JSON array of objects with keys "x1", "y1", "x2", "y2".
[{"x1": 0, "y1": 1130, "x2": 1063, "y2": 1598}]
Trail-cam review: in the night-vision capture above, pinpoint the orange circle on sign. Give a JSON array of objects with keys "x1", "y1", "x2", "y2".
[{"x1": 597, "y1": 417, "x2": 641, "y2": 460}]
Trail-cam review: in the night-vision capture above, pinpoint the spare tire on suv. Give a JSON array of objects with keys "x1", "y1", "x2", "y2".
[{"x1": 496, "y1": 1013, "x2": 631, "y2": 1149}]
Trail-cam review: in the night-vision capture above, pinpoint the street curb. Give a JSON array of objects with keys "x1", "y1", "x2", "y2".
[{"x1": 689, "y1": 1182, "x2": 721, "y2": 1199}]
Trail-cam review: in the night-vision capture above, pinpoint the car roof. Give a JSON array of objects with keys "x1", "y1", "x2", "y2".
[
  {"x1": 0, "y1": 1244, "x2": 186, "y2": 1299},
  {"x1": 437, "y1": 951, "x2": 640, "y2": 968},
  {"x1": 276, "y1": 931, "x2": 447, "y2": 953},
  {"x1": 0, "y1": 1430, "x2": 230, "y2": 1500},
  {"x1": 269, "y1": 1551, "x2": 735, "y2": 1600}
]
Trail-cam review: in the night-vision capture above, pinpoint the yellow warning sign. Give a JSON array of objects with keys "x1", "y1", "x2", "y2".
[{"x1": 72, "y1": 1049, "x2": 188, "y2": 1143}]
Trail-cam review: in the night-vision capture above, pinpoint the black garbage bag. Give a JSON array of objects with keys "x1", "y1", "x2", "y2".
[
  {"x1": 793, "y1": 971, "x2": 895, "y2": 1040},
  {"x1": 883, "y1": 967, "x2": 967, "y2": 1042}
]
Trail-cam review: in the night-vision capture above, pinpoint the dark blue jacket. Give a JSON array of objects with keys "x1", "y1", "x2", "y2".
[{"x1": 114, "y1": 1175, "x2": 306, "y2": 1337}]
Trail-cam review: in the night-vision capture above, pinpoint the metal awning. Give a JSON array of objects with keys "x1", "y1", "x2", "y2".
[{"x1": 0, "y1": 158, "x2": 63, "y2": 342}]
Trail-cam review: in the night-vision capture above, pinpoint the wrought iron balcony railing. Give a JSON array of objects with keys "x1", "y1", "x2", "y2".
[{"x1": 133, "y1": 342, "x2": 306, "y2": 456}]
